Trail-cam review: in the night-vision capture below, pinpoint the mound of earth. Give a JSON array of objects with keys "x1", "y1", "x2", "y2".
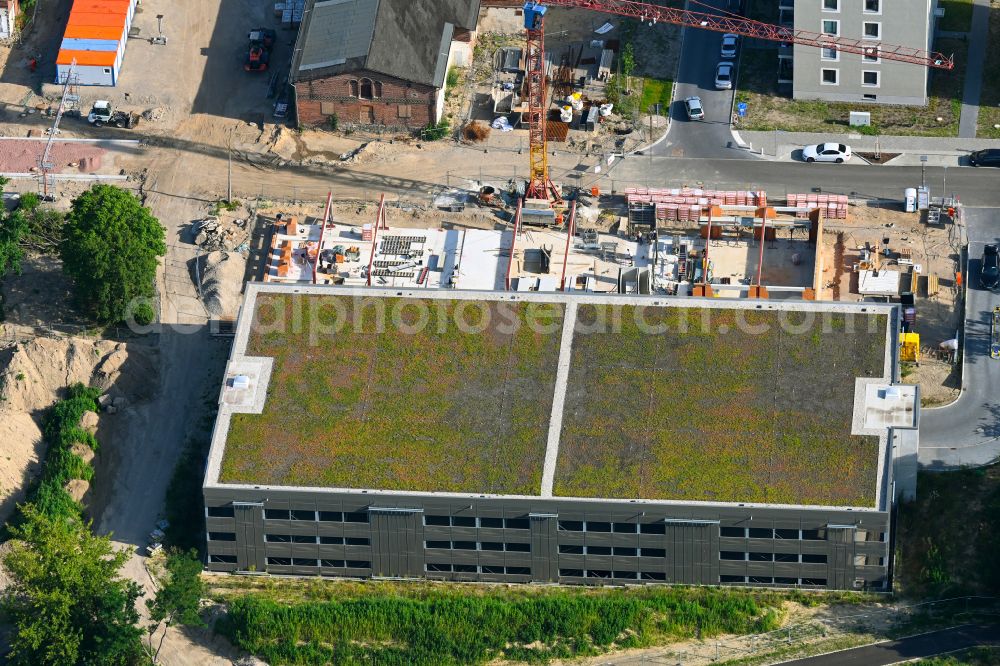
[
  {"x1": 0, "y1": 336, "x2": 158, "y2": 523},
  {"x1": 199, "y1": 251, "x2": 246, "y2": 318}
]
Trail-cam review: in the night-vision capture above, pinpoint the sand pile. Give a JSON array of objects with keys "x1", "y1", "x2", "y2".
[
  {"x1": 0, "y1": 337, "x2": 158, "y2": 522},
  {"x1": 199, "y1": 251, "x2": 246, "y2": 318}
]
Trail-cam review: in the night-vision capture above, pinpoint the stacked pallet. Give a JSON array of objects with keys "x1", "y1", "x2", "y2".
[
  {"x1": 275, "y1": 0, "x2": 304, "y2": 26},
  {"x1": 625, "y1": 188, "x2": 768, "y2": 222},
  {"x1": 785, "y1": 193, "x2": 849, "y2": 219}
]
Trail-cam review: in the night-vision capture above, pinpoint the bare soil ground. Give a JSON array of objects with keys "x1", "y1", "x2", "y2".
[{"x1": 819, "y1": 203, "x2": 963, "y2": 402}]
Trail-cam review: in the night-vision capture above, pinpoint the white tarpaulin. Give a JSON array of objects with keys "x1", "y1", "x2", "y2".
[{"x1": 594, "y1": 22, "x2": 615, "y2": 34}]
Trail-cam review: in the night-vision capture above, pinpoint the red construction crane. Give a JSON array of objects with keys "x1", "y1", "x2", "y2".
[{"x1": 521, "y1": 0, "x2": 954, "y2": 203}]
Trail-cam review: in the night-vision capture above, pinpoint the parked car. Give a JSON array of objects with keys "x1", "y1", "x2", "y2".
[
  {"x1": 802, "y1": 142, "x2": 852, "y2": 163},
  {"x1": 715, "y1": 62, "x2": 734, "y2": 90},
  {"x1": 981, "y1": 244, "x2": 1000, "y2": 290},
  {"x1": 970, "y1": 148, "x2": 1000, "y2": 167},
  {"x1": 684, "y1": 96, "x2": 704, "y2": 120},
  {"x1": 720, "y1": 33, "x2": 738, "y2": 58}
]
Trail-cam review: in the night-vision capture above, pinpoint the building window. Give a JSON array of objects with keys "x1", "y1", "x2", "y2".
[
  {"x1": 559, "y1": 544, "x2": 584, "y2": 554},
  {"x1": 265, "y1": 534, "x2": 291, "y2": 543},
  {"x1": 801, "y1": 578, "x2": 827, "y2": 586},
  {"x1": 452, "y1": 516, "x2": 476, "y2": 528},
  {"x1": 821, "y1": 46, "x2": 839, "y2": 61},
  {"x1": 292, "y1": 558, "x2": 318, "y2": 567},
  {"x1": 720, "y1": 527, "x2": 746, "y2": 538},
  {"x1": 775, "y1": 577, "x2": 799, "y2": 585},
  {"x1": 613, "y1": 547, "x2": 638, "y2": 557},
  {"x1": 864, "y1": 0, "x2": 881, "y2": 13},
  {"x1": 749, "y1": 576, "x2": 773, "y2": 584},
  {"x1": 801, "y1": 529, "x2": 826, "y2": 540},
  {"x1": 454, "y1": 564, "x2": 478, "y2": 573},
  {"x1": 345, "y1": 561, "x2": 371, "y2": 569},
  {"x1": 821, "y1": 19, "x2": 839, "y2": 36},
  {"x1": 481, "y1": 541, "x2": 504, "y2": 551},
  {"x1": 613, "y1": 522, "x2": 637, "y2": 533},
  {"x1": 821, "y1": 68, "x2": 839, "y2": 85},
  {"x1": 614, "y1": 571, "x2": 638, "y2": 580},
  {"x1": 481, "y1": 565, "x2": 505, "y2": 575},
  {"x1": 208, "y1": 554, "x2": 237, "y2": 564},
  {"x1": 588, "y1": 546, "x2": 612, "y2": 556},
  {"x1": 720, "y1": 575, "x2": 747, "y2": 583},
  {"x1": 863, "y1": 93, "x2": 877, "y2": 100},
  {"x1": 862, "y1": 70, "x2": 880, "y2": 87},
  {"x1": 748, "y1": 528, "x2": 774, "y2": 539},
  {"x1": 775, "y1": 529, "x2": 799, "y2": 540},
  {"x1": 822, "y1": 0, "x2": 838, "y2": 10},
  {"x1": 506, "y1": 566, "x2": 531, "y2": 576},
  {"x1": 319, "y1": 511, "x2": 343, "y2": 522},
  {"x1": 344, "y1": 512, "x2": 369, "y2": 523},
  {"x1": 639, "y1": 522, "x2": 666, "y2": 534},
  {"x1": 267, "y1": 557, "x2": 292, "y2": 566},
  {"x1": 640, "y1": 548, "x2": 666, "y2": 557},
  {"x1": 321, "y1": 559, "x2": 345, "y2": 567},
  {"x1": 749, "y1": 552, "x2": 774, "y2": 562},
  {"x1": 345, "y1": 537, "x2": 370, "y2": 546},
  {"x1": 775, "y1": 552, "x2": 799, "y2": 562},
  {"x1": 348, "y1": 80, "x2": 359, "y2": 97},
  {"x1": 641, "y1": 571, "x2": 666, "y2": 581},
  {"x1": 292, "y1": 535, "x2": 317, "y2": 544},
  {"x1": 480, "y1": 517, "x2": 504, "y2": 528},
  {"x1": 425, "y1": 515, "x2": 450, "y2": 526},
  {"x1": 560, "y1": 568, "x2": 584, "y2": 577},
  {"x1": 506, "y1": 542, "x2": 531, "y2": 552},
  {"x1": 863, "y1": 22, "x2": 880, "y2": 39},
  {"x1": 319, "y1": 536, "x2": 344, "y2": 545},
  {"x1": 505, "y1": 518, "x2": 530, "y2": 530},
  {"x1": 863, "y1": 46, "x2": 881, "y2": 63},
  {"x1": 374, "y1": 81, "x2": 383, "y2": 98},
  {"x1": 586, "y1": 521, "x2": 612, "y2": 533},
  {"x1": 206, "y1": 535, "x2": 235, "y2": 546},
  {"x1": 802, "y1": 553, "x2": 828, "y2": 564},
  {"x1": 290, "y1": 510, "x2": 316, "y2": 521},
  {"x1": 206, "y1": 506, "x2": 235, "y2": 518},
  {"x1": 360, "y1": 78, "x2": 374, "y2": 100},
  {"x1": 264, "y1": 509, "x2": 289, "y2": 520},
  {"x1": 720, "y1": 551, "x2": 747, "y2": 560},
  {"x1": 558, "y1": 520, "x2": 584, "y2": 531}
]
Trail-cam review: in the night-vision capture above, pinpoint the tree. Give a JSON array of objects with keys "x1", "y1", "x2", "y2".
[
  {"x1": 0, "y1": 176, "x2": 29, "y2": 279},
  {"x1": 146, "y1": 550, "x2": 206, "y2": 662},
  {"x1": 1, "y1": 505, "x2": 145, "y2": 666},
  {"x1": 60, "y1": 184, "x2": 165, "y2": 323}
]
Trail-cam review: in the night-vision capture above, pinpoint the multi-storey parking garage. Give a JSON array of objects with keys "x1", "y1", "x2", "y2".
[{"x1": 203, "y1": 284, "x2": 918, "y2": 590}]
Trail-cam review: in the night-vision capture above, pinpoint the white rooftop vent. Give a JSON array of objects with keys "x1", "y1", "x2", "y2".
[{"x1": 230, "y1": 375, "x2": 251, "y2": 390}]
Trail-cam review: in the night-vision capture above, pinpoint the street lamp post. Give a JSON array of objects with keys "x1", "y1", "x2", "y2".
[{"x1": 920, "y1": 155, "x2": 928, "y2": 190}]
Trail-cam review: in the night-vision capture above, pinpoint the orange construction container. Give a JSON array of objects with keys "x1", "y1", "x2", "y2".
[
  {"x1": 64, "y1": 24, "x2": 123, "y2": 40},
  {"x1": 66, "y1": 12, "x2": 126, "y2": 29},
  {"x1": 56, "y1": 49, "x2": 117, "y2": 67}
]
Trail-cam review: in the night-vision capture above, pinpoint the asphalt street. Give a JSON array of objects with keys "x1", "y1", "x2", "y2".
[
  {"x1": 651, "y1": 0, "x2": 751, "y2": 160},
  {"x1": 775, "y1": 624, "x2": 1000, "y2": 666},
  {"x1": 607, "y1": 157, "x2": 1000, "y2": 207},
  {"x1": 920, "y1": 208, "x2": 1000, "y2": 468}
]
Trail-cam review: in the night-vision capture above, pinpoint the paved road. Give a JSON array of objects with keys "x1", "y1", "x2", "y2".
[
  {"x1": 776, "y1": 624, "x2": 1000, "y2": 665},
  {"x1": 920, "y1": 208, "x2": 1000, "y2": 469},
  {"x1": 651, "y1": 0, "x2": 751, "y2": 160},
  {"x1": 607, "y1": 156, "x2": 1000, "y2": 207}
]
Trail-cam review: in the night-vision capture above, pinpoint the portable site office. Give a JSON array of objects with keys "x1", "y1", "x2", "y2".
[{"x1": 55, "y1": 0, "x2": 137, "y2": 86}]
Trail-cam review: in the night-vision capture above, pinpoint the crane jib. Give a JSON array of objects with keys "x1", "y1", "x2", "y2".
[{"x1": 535, "y1": 0, "x2": 954, "y2": 70}]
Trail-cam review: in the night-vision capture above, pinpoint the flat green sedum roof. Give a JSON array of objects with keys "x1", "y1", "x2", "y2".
[
  {"x1": 221, "y1": 295, "x2": 564, "y2": 495},
  {"x1": 218, "y1": 292, "x2": 889, "y2": 507},
  {"x1": 554, "y1": 305, "x2": 887, "y2": 507}
]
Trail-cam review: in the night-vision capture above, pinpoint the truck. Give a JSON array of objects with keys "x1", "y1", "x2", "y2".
[
  {"x1": 87, "y1": 101, "x2": 140, "y2": 129},
  {"x1": 245, "y1": 28, "x2": 276, "y2": 72}
]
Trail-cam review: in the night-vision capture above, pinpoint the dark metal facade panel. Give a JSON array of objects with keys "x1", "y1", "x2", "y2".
[{"x1": 203, "y1": 488, "x2": 891, "y2": 590}]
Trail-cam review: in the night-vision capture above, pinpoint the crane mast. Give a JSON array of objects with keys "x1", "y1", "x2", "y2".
[{"x1": 523, "y1": 3, "x2": 561, "y2": 203}]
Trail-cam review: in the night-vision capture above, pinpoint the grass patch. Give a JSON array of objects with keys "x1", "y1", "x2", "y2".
[
  {"x1": 554, "y1": 307, "x2": 888, "y2": 506},
  {"x1": 639, "y1": 77, "x2": 674, "y2": 114},
  {"x1": 937, "y1": 0, "x2": 974, "y2": 32},
  {"x1": 734, "y1": 40, "x2": 969, "y2": 137},
  {"x1": 977, "y1": 4, "x2": 1000, "y2": 137},
  {"x1": 222, "y1": 296, "x2": 564, "y2": 494},
  {"x1": 895, "y1": 463, "x2": 1000, "y2": 598},
  {"x1": 215, "y1": 584, "x2": 789, "y2": 665}
]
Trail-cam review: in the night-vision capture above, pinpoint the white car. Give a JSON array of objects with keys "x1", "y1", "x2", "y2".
[
  {"x1": 715, "y1": 62, "x2": 734, "y2": 90},
  {"x1": 684, "y1": 96, "x2": 705, "y2": 120},
  {"x1": 802, "y1": 142, "x2": 852, "y2": 163},
  {"x1": 720, "y1": 34, "x2": 738, "y2": 58}
]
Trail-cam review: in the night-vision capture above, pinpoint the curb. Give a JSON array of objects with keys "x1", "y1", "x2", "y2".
[{"x1": 628, "y1": 1, "x2": 687, "y2": 156}]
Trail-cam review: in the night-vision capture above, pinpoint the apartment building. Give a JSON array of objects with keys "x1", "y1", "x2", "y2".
[{"x1": 788, "y1": 0, "x2": 935, "y2": 105}]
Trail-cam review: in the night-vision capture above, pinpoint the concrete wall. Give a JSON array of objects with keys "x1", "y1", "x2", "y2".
[
  {"x1": 792, "y1": 0, "x2": 932, "y2": 105},
  {"x1": 294, "y1": 68, "x2": 438, "y2": 130},
  {"x1": 204, "y1": 487, "x2": 892, "y2": 591}
]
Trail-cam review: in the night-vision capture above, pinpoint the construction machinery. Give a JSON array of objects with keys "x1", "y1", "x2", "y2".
[
  {"x1": 519, "y1": 0, "x2": 954, "y2": 206},
  {"x1": 245, "y1": 28, "x2": 276, "y2": 72},
  {"x1": 87, "y1": 100, "x2": 139, "y2": 129}
]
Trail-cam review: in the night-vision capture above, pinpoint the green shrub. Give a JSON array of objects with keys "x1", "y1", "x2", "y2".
[
  {"x1": 220, "y1": 587, "x2": 784, "y2": 665},
  {"x1": 132, "y1": 301, "x2": 155, "y2": 326}
]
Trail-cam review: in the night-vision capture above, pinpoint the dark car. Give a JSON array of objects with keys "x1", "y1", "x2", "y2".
[
  {"x1": 970, "y1": 149, "x2": 1000, "y2": 167},
  {"x1": 982, "y1": 244, "x2": 1000, "y2": 289}
]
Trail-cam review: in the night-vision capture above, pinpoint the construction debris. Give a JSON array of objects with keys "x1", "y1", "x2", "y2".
[{"x1": 193, "y1": 216, "x2": 250, "y2": 253}]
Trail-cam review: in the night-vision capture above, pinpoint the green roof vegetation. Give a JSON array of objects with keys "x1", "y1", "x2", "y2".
[
  {"x1": 221, "y1": 295, "x2": 564, "y2": 494},
  {"x1": 555, "y1": 306, "x2": 887, "y2": 507}
]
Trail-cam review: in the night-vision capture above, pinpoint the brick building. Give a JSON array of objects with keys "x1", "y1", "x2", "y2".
[{"x1": 290, "y1": 0, "x2": 480, "y2": 131}]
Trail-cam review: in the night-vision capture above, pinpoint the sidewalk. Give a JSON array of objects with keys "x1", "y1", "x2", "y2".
[
  {"x1": 957, "y1": 0, "x2": 991, "y2": 138},
  {"x1": 737, "y1": 129, "x2": 1000, "y2": 165}
]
